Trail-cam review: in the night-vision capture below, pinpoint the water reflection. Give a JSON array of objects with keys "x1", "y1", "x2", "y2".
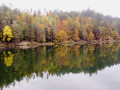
[{"x1": 0, "y1": 43, "x2": 120, "y2": 89}]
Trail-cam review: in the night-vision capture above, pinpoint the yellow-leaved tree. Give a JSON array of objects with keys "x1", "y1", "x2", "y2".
[{"x1": 2, "y1": 26, "x2": 14, "y2": 43}]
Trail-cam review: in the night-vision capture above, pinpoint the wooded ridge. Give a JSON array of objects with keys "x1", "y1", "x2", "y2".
[{"x1": 0, "y1": 5, "x2": 120, "y2": 45}]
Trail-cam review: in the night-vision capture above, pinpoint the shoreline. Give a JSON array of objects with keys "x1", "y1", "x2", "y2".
[
  {"x1": 0, "y1": 40, "x2": 120, "y2": 49},
  {"x1": 0, "y1": 41, "x2": 55, "y2": 49},
  {"x1": 61, "y1": 40, "x2": 120, "y2": 45}
]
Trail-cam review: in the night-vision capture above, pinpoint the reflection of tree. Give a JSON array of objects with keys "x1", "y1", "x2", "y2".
[
  {"x1": 3, "y1": 51, "x2": 14, "y2": 67},
  {"x1": 0, "y1": 43, "x2": 120, "y2": 89}
]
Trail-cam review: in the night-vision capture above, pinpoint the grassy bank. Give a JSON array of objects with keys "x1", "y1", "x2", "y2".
[
  {"x1": 0, "y1": 39, "x2": 120, "y2": 49},
  {"x1": 0, "y1": 41, "x2": 55, "y2": 49},
  {"x1": 61, "y1": 40, "x2": 120, "y2": 46}
]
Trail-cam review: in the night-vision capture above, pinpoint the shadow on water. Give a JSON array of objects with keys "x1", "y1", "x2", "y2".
[{"x1": 0, "y1": 43, "x2": 120, "y2": 89}]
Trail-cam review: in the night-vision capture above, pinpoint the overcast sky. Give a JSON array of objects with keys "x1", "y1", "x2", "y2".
[{"x1": 0, "y1": 0, "x2": 120, "y2": 17}]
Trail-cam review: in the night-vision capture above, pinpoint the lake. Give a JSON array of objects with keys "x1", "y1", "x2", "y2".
[{"x1": 0, "y1": 44, "x2": 120, "y2": 90}]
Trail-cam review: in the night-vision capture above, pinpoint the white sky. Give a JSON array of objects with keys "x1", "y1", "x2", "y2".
[{"x1": 0, "y1": 0, "x2": 120, "y2": 17}]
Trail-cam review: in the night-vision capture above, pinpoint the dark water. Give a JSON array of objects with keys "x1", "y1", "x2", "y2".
[{"x1": 0, "y1": 44, "x2": 120, "y2": 90}]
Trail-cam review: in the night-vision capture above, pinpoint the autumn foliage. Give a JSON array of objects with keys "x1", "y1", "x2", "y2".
[
  {"x1": 2, "y1": 26, "x2": 14, "y2": 42},
  {"x1": 0, "y1": 5, "x2": 120, "y2": 43}
]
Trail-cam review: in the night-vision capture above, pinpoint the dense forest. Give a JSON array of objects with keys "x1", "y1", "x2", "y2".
[
  {"x1": 0, "y1": 44, "x2": 120, "y2": 89},
  {"x1": 0, "y1": 5, "x2": 120, "y2": 44}
]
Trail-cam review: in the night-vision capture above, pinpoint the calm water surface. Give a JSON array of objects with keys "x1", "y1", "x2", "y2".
[{"x1": 0, "y1": 44, "x2": 120, "y2": 90}]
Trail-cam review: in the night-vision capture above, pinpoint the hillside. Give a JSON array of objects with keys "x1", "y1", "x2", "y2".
[{"x1": 0, "y1": 5, "x2": 120, "y2": 44}]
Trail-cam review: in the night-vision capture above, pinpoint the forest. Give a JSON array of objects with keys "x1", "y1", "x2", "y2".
[{"x1": 0, "y1": 5, "x2": 120, "y2": 44}]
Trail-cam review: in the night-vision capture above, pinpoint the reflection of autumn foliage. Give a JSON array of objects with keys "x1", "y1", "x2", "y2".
[
  {"x1": 17, "y1": 44, "x2": 120, "y2": 75},
  {"x1": 0, "y1": 44, "x2": 120, "y2": 89},
  {"x1": 3, "y1": 51, "x2": 14, "y2": 67}
]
